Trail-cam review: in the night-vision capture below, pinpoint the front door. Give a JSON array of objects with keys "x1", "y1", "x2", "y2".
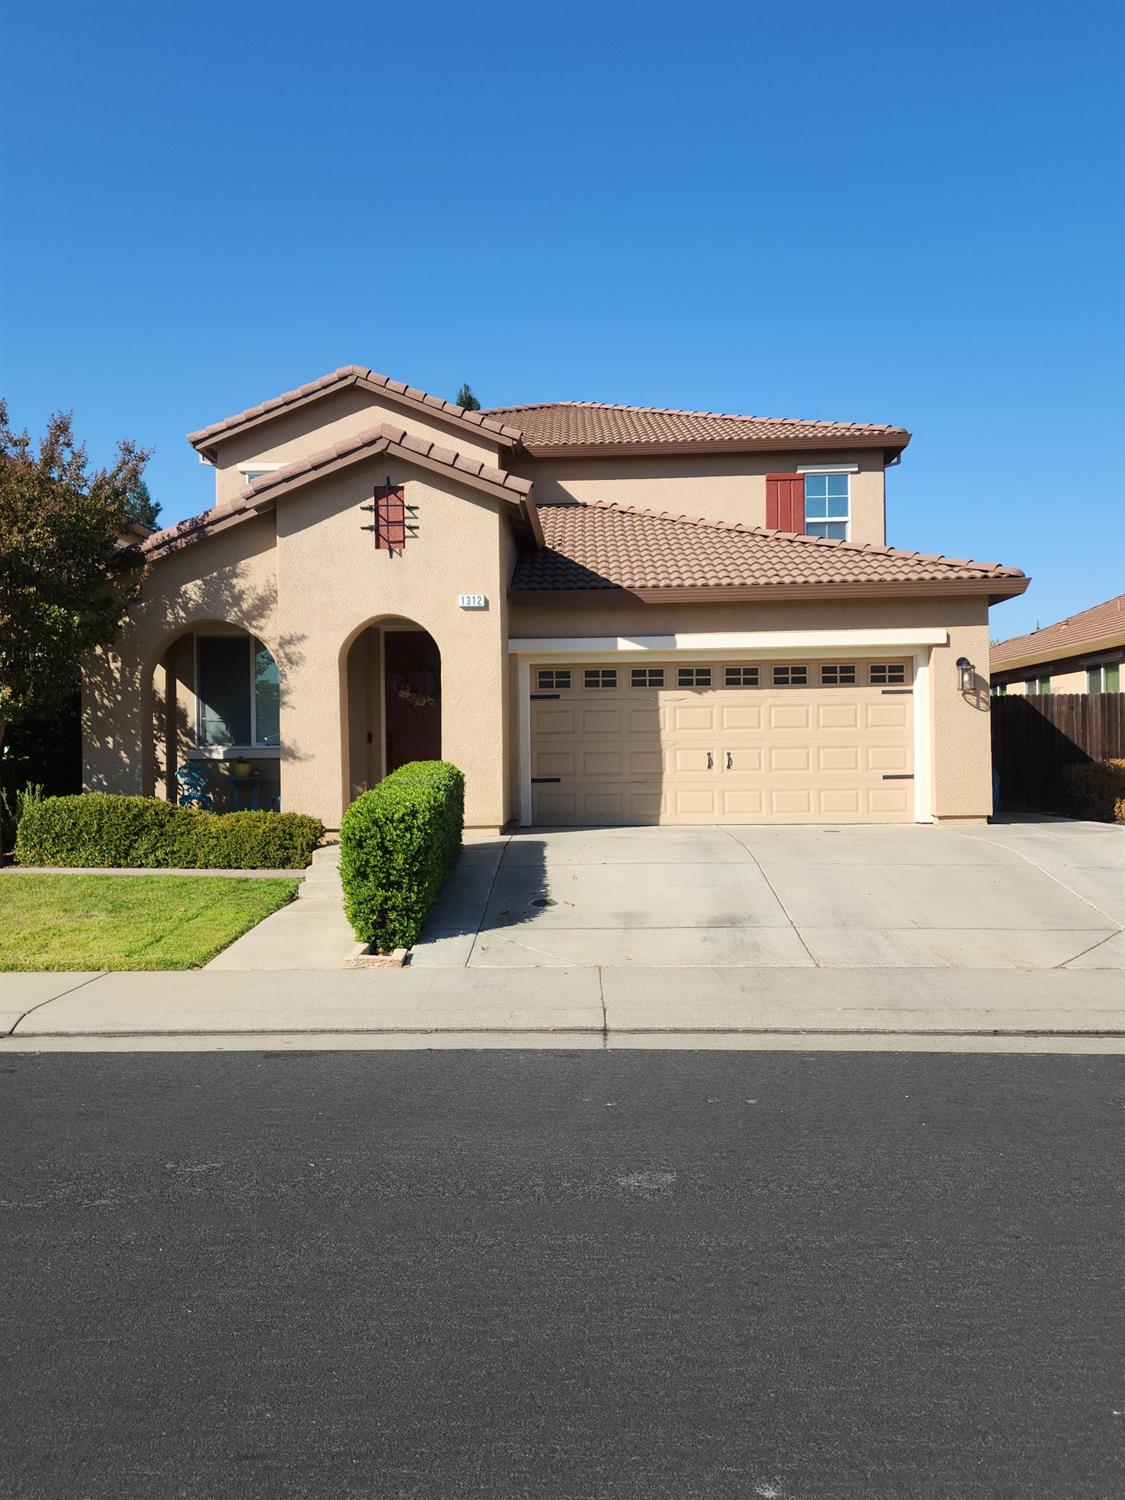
[{"x1": 384, "y1": 630, "x2": 442, "y2": 773}]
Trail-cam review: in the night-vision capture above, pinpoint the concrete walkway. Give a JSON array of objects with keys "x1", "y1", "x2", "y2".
[
  {"x1": 2, "y1": 965, "x2": 1122, "y2": 1052},
  {"x1": 204, "y1": 844, "x2": 359, "y2": 970}
]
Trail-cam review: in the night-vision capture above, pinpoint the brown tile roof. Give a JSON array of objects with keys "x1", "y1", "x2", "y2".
[
  {"x1": 143, "y1": 423, "x2": 538, "y2": 560},
  {"x1": 991, "y1": 594, "x2": 1125, "y2": 670},
  {"x1": 486, "y1": 400, "x2": 910, "y2": 456},
  {"x1": 188, "y1": 366, "x2": 523, "y2": 452},
  {"x1": 510, "y1": 500, "x2": 1026, "y2": 601}
]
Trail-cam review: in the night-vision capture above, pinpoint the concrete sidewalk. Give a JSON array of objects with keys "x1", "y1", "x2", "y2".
[{"x1": 2, "y1": 965, "x2": 1122, "y2": 1052}]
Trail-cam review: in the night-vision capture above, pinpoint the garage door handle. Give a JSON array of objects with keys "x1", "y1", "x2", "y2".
[
  {"x1": 707, "y1": 752, "x2": 713, "y2": 769},
  {"x1": 726, "y1": 752, "x2": 732, "y2": 770}
]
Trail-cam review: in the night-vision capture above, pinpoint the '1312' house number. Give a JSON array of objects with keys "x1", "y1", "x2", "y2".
[{"x1": 457, "y1": 594, "x2": 488, "y2": 609}]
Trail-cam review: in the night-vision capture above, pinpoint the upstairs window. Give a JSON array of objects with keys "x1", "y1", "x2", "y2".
[
  {"x1": 197, "y1": 635, "x2": 280, "y2": 748},
  {"x1": 584, "y1": 668, "x2": 617, "y2": 689},
  {"x1": 802, "y1": 473, "x2": 850, "y2": 540},
  {"x1": 766, "y1": 471, "x2": 851, "y2": 540}
]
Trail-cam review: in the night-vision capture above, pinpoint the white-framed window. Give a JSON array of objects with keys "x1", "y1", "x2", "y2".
[
  {"x1": 537, "y1": 669, "x2": 571, "y2": 690},
  {"x1": 991, "y1": 681, "x2": 1008, "y2": 696},
  {"x1": 584, "y1": 668, "x2": 617, "y2": 689},
  {"x1": 677, "y1": 666, "x2": 712, "y2": 688},
  {"x1": 630, "y1": 667, "x2": 665, "y2": 688},
  {"x1": 1086, "y1": 660, "x2": 1121, "y2": 693},
  {"x1": 1024, "y1": 675, "x2": 1051, "y2": 696},
  {"x1": 195, "y1": 633, "x2": 280, "y2": 748},
  {"x1": 802, "y1": 472, "x2": 850, "y2": 540},
  {"x1": 820, "y1": 664, "x2": 857, "y2": 685},
  {"x1": 773, "y1": 665, "x2": 809, "y2": 686},
  {"x1": 236, "y1": 462, "x2": 284, "y2": 487},
  {"x1": 869, "y1": 663, "x2": 907, "y2": 685},
  {"x1": 724, "y1": 666, "x2": 760, "y2": 687}
]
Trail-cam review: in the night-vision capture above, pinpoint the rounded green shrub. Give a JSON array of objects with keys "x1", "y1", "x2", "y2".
[
  {"x1": 15, "y1": 793, "x2": 324, "y2": 869},
  {"x1": 339, "y1": 760, "x2": 465, "y2": 950},
  {"x1": 1062, "y1": 758, "x2": 1125, "y2": 823}
]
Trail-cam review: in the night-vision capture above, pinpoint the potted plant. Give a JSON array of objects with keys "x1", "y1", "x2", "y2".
[{"x1": 232, "y1": 757, "x2": 252, "y2": 778}]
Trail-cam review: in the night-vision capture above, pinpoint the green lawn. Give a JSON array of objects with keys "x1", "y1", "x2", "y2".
[{"x1": 0, "y1": 875, "x2": 300, "y2": 971}]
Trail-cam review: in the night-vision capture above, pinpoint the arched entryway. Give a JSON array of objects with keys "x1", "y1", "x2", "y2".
[
  {"x1": 145, "y1": 621, "x2": 282, "y2": 810},
  {"x1": 341, "y1": 618, "x2": 441, "y2": 801}
]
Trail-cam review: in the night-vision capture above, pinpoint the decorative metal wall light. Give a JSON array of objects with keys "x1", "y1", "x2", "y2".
[{"x1": 955, "y1": 656, "x2": 976, "y2": 692}]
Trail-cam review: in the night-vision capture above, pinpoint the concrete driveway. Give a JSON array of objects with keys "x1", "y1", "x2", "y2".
[{"x1": 411, "y1": 819, "x2": 1125, "y2": 970}]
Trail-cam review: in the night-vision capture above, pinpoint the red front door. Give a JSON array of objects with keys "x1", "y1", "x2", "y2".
[{"x1": 383, "y1": 631, "x2": 441, "y2": 773}]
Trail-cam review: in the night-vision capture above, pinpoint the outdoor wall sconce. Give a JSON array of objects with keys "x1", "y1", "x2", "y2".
[{"x1": 956, "y1": 656, "x2": 976, "y2": 692}]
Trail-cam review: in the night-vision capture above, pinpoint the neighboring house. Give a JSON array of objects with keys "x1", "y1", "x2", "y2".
[
  {"x1": 84, "y1": 364, "x2": 1028, "y2": 829},
  {"x1": 991, "y1": 595, "x2": 1125, "y2": 697}
]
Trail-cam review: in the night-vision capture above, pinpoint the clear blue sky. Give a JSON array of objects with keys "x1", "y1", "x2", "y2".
[{"x1": 2, "y1": 0, "x2": 1122, "y2": 640}]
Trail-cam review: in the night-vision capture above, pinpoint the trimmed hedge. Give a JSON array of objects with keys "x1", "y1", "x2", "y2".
[
  {"x1": 15, "y1": 794, "x2": 324, "y2": 869},
  {"x1": 1062, "y1": 758, "x2": 1125, "y2": 823},
  {"x1": 339, "y1": 761, "x2": 464, "y2": 950}
]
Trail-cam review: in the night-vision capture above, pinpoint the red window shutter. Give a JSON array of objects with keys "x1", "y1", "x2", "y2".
[
  {"x1": 766, "y1": 474, "x2": 805, "y2": 533},
  {"x1": 375, "y1": 485, "x2": 406, "y2": 551}
]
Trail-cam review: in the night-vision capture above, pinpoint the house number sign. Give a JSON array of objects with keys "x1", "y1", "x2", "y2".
[{"x1": 458, "y1": 594, "x2": 488, "y2": 609}]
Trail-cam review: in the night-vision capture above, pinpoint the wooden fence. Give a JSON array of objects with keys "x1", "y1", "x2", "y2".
[{"x1": 991, "y1": 693, "x2": 1125, "y2": 812}]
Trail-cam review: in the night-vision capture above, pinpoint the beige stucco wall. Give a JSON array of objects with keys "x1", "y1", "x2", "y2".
[
  {"x1": 209, "y1": 385, "x2": 506, "y2": 506},
  {"x1": 508, "y1": 593, "x2": 995, "y2": 822},
  {"x1": 514, "y1": 448, "x2": 887, "y2": 545},
  {"x1": 84, "y1": 513, "x2": 280, "y2": 801},
  {"x1": 273, "y1": 458, "x2": 513, "y2": 829}
]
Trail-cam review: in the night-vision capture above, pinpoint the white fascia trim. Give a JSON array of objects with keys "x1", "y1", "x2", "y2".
[
  {"x1": 510, "y1": 628, "x2": 948, "y2": 657},
  {"x1": 235, "y1": 461, "x2": 284, "y2": 474},
  {"x1": 517, "y1": 657, "x2": 532, "y2": 827},
  {"x1": 795, "y1": 463, "x2": 859, "y2": 474}
]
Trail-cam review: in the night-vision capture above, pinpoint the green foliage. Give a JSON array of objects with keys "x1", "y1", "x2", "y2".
[
  {"x1": 0, "y1": 770, "x2": 43, "y2": 852},
  {"x1": 339, "y1": 761, "x2": 464, "y2": 950},
  {"x1": 123, "y1": 475, "x2": 161, "y2": 529},
  {"x1": 0, "y1": 401, "x2": 149, "y2": 738},
  {"x1": 454, "y1": 382, "x2": 481, "y2": 411},
  {"x1": 1061, "y1": 758, "x2": 1125, "y2": 823},
  {"x1": 15, "y1": 794, "x2": 324, "y2": 869}
]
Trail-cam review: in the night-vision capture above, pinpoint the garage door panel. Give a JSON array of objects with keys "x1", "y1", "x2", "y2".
[
  {"x1": 580, "y1": 708, "x2": 623, "y2": 734},
  {"x1": 818, "y1": 746, "x2": 860, "y2": 772},
  {"x1": 770, "y1": 746, "x2": 812, "y2": 772},
  {"x1": 671, "y1": 704, "x2": 716, "y2": 733},
  {"x1": 818, "y1": 703, "x2": 859, "y2": 730},
  {"x1": 769, "y1": 703, "x2": 812, "y2": 730},
  {"x1": 534, "y1": 749, "x2": 575, "y2": 777},
  {"x1": 721, "y1": 704, "x2": 764, "y2": 731},
  {"x1": 529, "y1": 662, "x2": 915, "y2": 826}
]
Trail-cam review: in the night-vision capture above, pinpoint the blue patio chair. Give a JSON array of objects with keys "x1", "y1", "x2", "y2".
[{"x1": 174, "y1": 762, "x2": 214, "y2": 810}]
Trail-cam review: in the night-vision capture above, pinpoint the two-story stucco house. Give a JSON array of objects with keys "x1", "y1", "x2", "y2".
[{"x1": 84, "y1": 364, "x2": 1028, "y2": 831}]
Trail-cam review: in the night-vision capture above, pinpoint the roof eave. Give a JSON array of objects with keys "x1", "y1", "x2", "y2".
[
  {"x1": 991, "y1": 627, "x2": 1125, "y2": 675},
  {"x1": 189, "y1": 372, "x2": 521, "y2": 460},
  {"x1": 517, "y1": 432, "x2": 911, "y2": 461},
  {"x1": 510, "y1": 576, "x2": 1028, "y2": 606}
]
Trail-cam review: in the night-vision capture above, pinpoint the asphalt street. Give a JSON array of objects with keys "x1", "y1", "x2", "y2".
[{"x1": 2, "y1": 1050, "x2": 1121, "y2": 1499}]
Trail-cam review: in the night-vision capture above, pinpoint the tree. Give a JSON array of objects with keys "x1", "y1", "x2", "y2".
[
  {"x1": 0, "y1": 401, "x2": 149, "y2": 748},
  {"x1": 455, "y1": 382, "x2": 481, "y2": 411},
  {"x1": 123, "y1": 475, "x2": 161, "y2": 529}
]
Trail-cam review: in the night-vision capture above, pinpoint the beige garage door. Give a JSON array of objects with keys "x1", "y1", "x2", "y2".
[{"x1": 530, "y1": 659, "x2": 915, "y2": 825}]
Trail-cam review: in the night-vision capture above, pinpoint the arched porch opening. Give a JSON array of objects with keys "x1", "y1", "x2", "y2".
[
  {"x1": 146, "y1": 620, "x2": 282, "y2": 811},
  {"x1": 340, "y1": 617, "x2": 441, "y2": 805}
]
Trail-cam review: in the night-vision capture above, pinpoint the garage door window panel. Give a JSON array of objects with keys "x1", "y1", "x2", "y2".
[
  {"x1": 584, "y1": 668, "x2": 618, "y2": 689},
  {"x1": 773, "y1": 665, "x2": 809, "y2": 687},
  {"x1": 869, "y1": 663, "x2": 908, "y2": 685},
  {"x1": 724, "y1": 666, "x2": 760, "y2": 687},
  {"x1": 677, "y1": 666, "x2": 712, "y2": 688},
  {"x1": 820, "y1": 664, "x2": 857, "y2": 685},
  {"x1": 631, "y1": 667, "x2": 665, "y2": 688},
  {"x1": 537, "y1": 669, "x2": 571, "y2": 690}
]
